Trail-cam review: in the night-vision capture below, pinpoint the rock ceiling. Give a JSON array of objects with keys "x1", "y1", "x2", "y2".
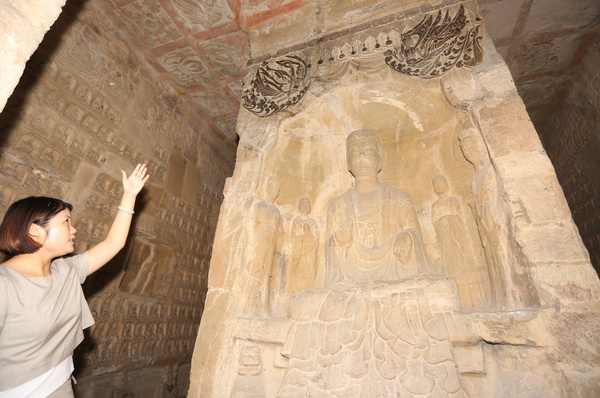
[{"x1": 98, "y1": 0, "x2": 600, "y2": 142}]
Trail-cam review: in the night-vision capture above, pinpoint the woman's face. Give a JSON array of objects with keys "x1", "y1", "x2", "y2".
[{"x1": 38, "y1": 209, "x2": 77, "y2": 256}]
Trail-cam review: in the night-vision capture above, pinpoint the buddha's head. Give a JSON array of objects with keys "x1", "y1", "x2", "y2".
[{"x1": 346, "y1": 129, "x2": 383, "y2": 178}]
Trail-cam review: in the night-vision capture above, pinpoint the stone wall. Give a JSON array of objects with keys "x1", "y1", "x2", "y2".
[
  {"x1": 0, "y1": 1, "x2": 234, "y2": 396},
  {"x1": 544, "y1": 35, "x2": 600, "y2": 276}
]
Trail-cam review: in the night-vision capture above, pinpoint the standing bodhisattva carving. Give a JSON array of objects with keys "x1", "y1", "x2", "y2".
[
  {"x1": 241, "y1": 176, "x2": 284, "y2": 315},
  {"x1": 431, "y1": 175, "x2": 489, "y2": 311},
  {"x1": 288, "y1": 197, "x2": 320, "y2": 298},
  {"x1": 459, "y1": 129, "x2": 538, "y2": 311},
  {"x1": 385, "y1": 5, "x2": 484, "y2": 79}
]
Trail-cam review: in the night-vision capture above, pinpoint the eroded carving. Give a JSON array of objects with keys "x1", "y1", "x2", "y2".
[
  {"x1": 431, "y1": 175, "x2": 488, "y2": 311},
  {"x1": 459, "y1": 129, "x2": 538, "y2": 311},
  {"x1": 384, "y1": 5, "x2": 483, "y2": 78},
  {"x1": 120, "y1": 232, "x2": 176, "y2": 298},
  {"x1": 242, "y1": 55, "x2": 310, "y2": 117},
  {"x1": 159, "y1": 47, "x2": 212, "y2": 87},
  {"x1": 241, "y1": 176, "x2": 283, "y2": 315},
  {"x1": 287, "y1": 197, "x2": 320, "y2": 298},
  {"x1": 278, "y1": 130, "x2": 466, "y2": 396},
  {"x1": 172, "y1": 0, "x2": 234, "y2": 32}
]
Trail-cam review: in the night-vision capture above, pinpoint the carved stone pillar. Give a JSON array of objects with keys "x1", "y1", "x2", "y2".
[
  {"x1": 0, "y1": 0, "x2": 66, "y2": 111},
  {"x1": 189, "y1": 3, "x2": 600, "y2": 397}
]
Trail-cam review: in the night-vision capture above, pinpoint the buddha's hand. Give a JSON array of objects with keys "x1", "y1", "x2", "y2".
[{"x1": 393, "y1": 231, "x2": 413, "y2": 263}]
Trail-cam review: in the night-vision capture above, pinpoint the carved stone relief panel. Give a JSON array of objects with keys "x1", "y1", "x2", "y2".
[
  {"x1": 114, "y1": 0, "x2": 183, "y2": 49},
  {"x1": 384, "y1": 5, "x2": 484, "y2": 79},
  {"x1": 120, "y1": 232, "x2": 177, "y2": 297},
  {"x1": 242, "y1": 55, "x2": 310, "y2": 117},
  {"x1": 200, "y1": 33, "x2": 246, "y2": 76},
  {"x1": 242, "y1": 5, "x2": 484, "y2": 118},
  {"x1": 0, "y1": 2, "x2": 233, "y2": 395},
  {"x1": 172, "y1": 0, "x2": 235, "y2": 33},
  {"x1": 198, "y1": 54, "x2": 495, "y2": 396},
  {"x1": 191, "y1": 4, "x2": 600, "y2": 397},
  {"x1": 158, "y1": 47, "x2": 214, "y2": 87}
]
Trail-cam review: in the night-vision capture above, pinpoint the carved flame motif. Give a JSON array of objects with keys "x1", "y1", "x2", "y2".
[
  {"x1": 242, "y1": 55, "x2": 310, "y2": 117},
  {"x1": 385, "y1": 5, "x2": 483, "y2": 79}
]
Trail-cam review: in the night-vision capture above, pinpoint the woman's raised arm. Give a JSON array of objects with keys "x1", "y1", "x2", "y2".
[{"x1": 87, "y1": 164, "x2": 149, "y2": 275}]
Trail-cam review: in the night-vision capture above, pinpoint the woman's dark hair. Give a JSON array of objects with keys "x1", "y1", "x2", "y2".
[{"x1": 0, "y1": 196, "x2": 73, "y2": 256}]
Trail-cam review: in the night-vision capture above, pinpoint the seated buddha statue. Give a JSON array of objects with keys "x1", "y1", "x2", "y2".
[
  {"x1": 278, "y1": 130, "x2": 467, "y2": 398},
  {"x1": 325, "y1": 129, "x2": 437, "y2": 283}
]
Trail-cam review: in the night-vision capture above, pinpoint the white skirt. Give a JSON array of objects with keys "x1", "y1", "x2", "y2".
[{"x1": 0, "y1": 355, "x2": 73, "y2": 398}]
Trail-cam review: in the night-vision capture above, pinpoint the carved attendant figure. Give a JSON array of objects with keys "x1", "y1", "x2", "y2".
[
  {"x1": 0, "y1": 164, "x2": 149, "y2": 397},
  {"x1": 432, "y1": 175, "x2": 467, "y2": 276},
  {"x1": 431, "y1": 174, "x2": 487, "y2": 311},
  {"x1": 459, "y1": 129, "x2": 537, "y2": 310},
  {"x1": 288, "y1": 197, "x2": 319, "y2": 297},
  {"x1": 242, "y1": 176, "x2": 283, "y2": 315},
  {"x1": 221, "y1": 172, "x2": 258, "y2": 282}
]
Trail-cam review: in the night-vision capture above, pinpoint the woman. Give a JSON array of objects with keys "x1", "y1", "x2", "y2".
[{"x1": 0, "y1": 164, "x2": 149, "y2": 397}]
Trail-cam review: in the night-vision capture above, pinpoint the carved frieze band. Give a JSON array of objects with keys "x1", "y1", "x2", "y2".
[{"x1": 242, "y1": 4, "x2": 484, "y2": 117}]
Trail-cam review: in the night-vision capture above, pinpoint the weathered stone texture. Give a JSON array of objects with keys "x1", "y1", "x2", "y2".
[
  {"x1": 0, "y1": 1, "x2": 234, "y2": 396},
  {"x1": 0, "y1": 0, "x2": 67, "y2": 112},
  {"x1": 544, "y1": 35, "x2": 600, "y2": 275},
  {"x1": 190, "y1": 3, "x2": 600, "y2": 397},
  {"x1": 1, "y1": 0, "x2": 599, "y2": 396}
]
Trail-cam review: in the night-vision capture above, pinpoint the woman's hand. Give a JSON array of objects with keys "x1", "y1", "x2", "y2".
[
  {"x1": 121, "y1": 164, "x2": 150, "y2": 196},
  {"x1": 88, "y1": 164, "x2": 150, "y2": 275}
]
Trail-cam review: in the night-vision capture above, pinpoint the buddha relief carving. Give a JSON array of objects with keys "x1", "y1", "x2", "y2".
[
  {"x1": 241, "y1": 176, "x2": 284, "y2": 315},
  {"x1": 221, "y1": 171, "x2": 259, "y2": 277},
  {"x1": 459, "y1": 129, "x2": 538, "y2": 310},
  {"x1": 326, "y1": 129, "x2": 438, "y2": 283},
  {"x1": 230, "y1": 344, "x2": 266, "y2": 398},
  {"x1": 278, "y1": 130, "x2": 467, "y2": 397},
  {"x1": 431, "y1": 174, "x2": 488, "y2": 311},
  {"x1": 288, "y1": 197, "x2": 320, "y2": 298}
]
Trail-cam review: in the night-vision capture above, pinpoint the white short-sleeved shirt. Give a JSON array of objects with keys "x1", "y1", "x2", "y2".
[{"x1": 0, "y1": 252, "x2": 94, "y2": 391}]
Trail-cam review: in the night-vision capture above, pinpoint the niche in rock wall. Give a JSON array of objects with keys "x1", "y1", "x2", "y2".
[
  {"x1": 120, "y1": 231, "x2": 177, "y2": 297},
  {"x1": 236, "y1": 69, "x2": 493, "y2": 314}
]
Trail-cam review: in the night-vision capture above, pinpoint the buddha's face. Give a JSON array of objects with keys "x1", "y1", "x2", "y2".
[{"x1": 347, "y1": 132, "x2": 382, "y2": 178}]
